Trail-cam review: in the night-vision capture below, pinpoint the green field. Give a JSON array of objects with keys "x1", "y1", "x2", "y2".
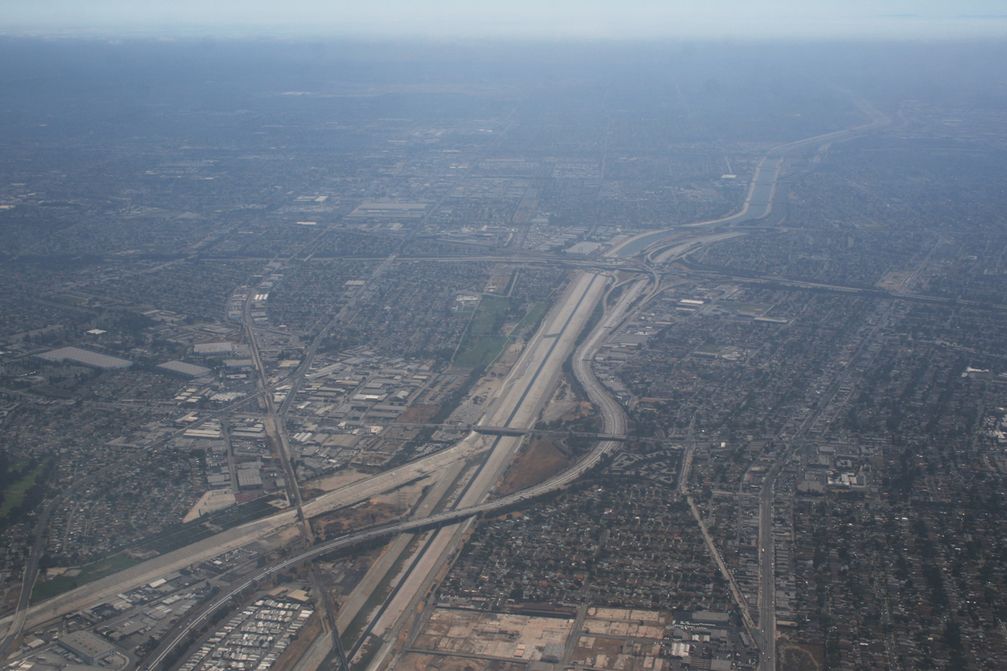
[
  {"x1": 31, "y1": 496, "x2": 281, "y2": 602},
  {"x1": 454, "y1": 297, "x2": 553, "y2": 369},
  {"x1": 512, "y1": 301, "x2": 548, "y2": 339},
  {"x1": 453, "y1": 295, "x2": 512, "y2": 369},
  {"x1": 32, "y1": 553, "x2": 140, "y2": 601},
  {"x1": 140, "y1": 496, "x2": 280, "y2": 555},
  {"x1": 0, "y1": 462, "x2": 45, "y2": 522}
]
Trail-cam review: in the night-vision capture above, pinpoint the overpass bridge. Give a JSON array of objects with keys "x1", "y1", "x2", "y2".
[
  {"x1": 473, "y1": 425, "x2": 628, "y2": 441},
  {"x1": 386, "y1": 420, "x2": 630, "y2": 442}
]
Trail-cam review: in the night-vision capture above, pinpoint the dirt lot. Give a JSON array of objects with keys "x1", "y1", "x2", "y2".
[
  {"x1": 397, "y1": 403, "x2": 441, "y2": 424},
  {"x1": 571, "y1": 608, "x2": 670, "y2": 671},
  {"x1": 778, "y1": 641, "x2": 823, "y2": 671},
  {"x1": 414, "y1": 608, "x2": 574, "y2": 663},
  {"x1": 303, "y1": 467, "x2": 367, "y2": 493},
  {"x1": 497, "y1": 437, "x2": 571, "y2": 495},
  {"x1": 396, "y1": 652, "x2": 526, "y2": 671},
  {"x1": 571, "y1": 634, "x2": 665, "y2": 670},
  {"x1": 311, "y1": 500, "x2": 401, "y2": 539}
]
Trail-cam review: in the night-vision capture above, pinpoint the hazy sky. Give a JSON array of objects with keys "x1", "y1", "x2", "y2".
[{"x1": 5, "y1": 0, "x2": 1007, "y2": 40}]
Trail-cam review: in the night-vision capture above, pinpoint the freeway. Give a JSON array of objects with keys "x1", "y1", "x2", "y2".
[
  {"x1": 675, "y1": 263, "x2": 1007, "y2": 313},
  {"x1": 349, "y1": 269, "x2": 615, "y2": 664},
  {"x1": 0, "y1": 359, "x2": 281, "y2": 651},
  {"x1": 142, "y1": 106, "x2": 859, "y2": 667},
  {"x1": 610, "y1": 155, "x2": 780, "y2": 258},
  {"x1": 0, "y1": 437, "x2": 488, "y2": 637},
  {"x1": 8, "y1": 96, "x2": 898, "y2": 671},
  {"x1": 610, "y1": 99, "x2": 893, "y2": 671},
  {"x1": 150, "y1": 253, "x2": 670, "y2": 671},
  {"x1": 20, "y1": 266, "x2": 616, "y2": 671},
  {"x1": 364, "y1": 235, "x2": 688, "y2": 668},
  {"x1": 145, "y1": 401, "x2": 626, "y2": 671},
  {"x1": 611, "y1": 101, "x2": 889, "y2": 260}
]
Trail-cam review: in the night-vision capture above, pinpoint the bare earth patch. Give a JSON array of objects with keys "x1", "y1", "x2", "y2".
[{"x1": 497, "y1": 437, "x2": 572, "y2": 495}]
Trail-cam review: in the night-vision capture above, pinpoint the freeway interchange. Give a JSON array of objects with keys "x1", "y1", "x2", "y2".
[
  {"x1": 2, "y1": 105, "x2": 890, "y2": 671},
  {"x1": 145, "y1": 255, "x2": 631, "y2": 671}
]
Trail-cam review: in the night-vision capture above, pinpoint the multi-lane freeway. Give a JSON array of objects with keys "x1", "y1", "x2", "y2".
[
  {"x1": 349, "y1": 269, "x2": 617, "y2": 667},
  {"x1": 0, "y1": 438, "x2": 488, "y2": 637},
  {"x1": 612, "y1": 98, "x2": 889, "y2": 261},
  {"x1": 146, "y1": 265, "x2": 642, "y2": 671},
  {"x1": 146, "y1": 250, "x2": 646, "y2": 671},
  {"x1": 2, "y1": 96, "x2": 895, "y2": 671}
]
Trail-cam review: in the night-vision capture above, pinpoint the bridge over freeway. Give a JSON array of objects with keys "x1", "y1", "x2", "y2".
[
  {"x1": 472, "y1": 425, "x2": 627, "y2": 441},
  {"x1": 385, "y1": 420, "x2": 676, "y2": 443}
]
